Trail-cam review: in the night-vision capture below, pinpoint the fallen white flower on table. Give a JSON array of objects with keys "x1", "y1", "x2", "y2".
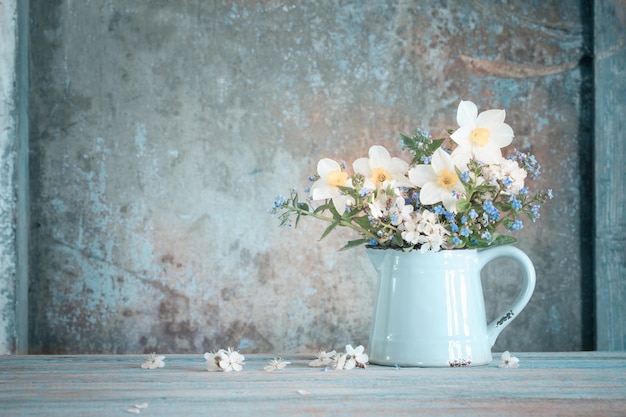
[
  {"x1": 308, "y1": 350, "x2": 336, "y2": 367},
  {"x1": 218, "y1": 347, "x2": 245, "y2": 372},
  {"x1": 499, "y1": 351, "x2": 520, "y2": 368},
  {"x1": 333, "y1": 345, "x2": 369, "y2": 370},
  {"x1": 204, "y1": 351, "x2": 223, "y2": 372},
  {"x1": 126, "y1": 408, "x2": 140, "y2": 414},
  {"x1": 345, "y1": 344, "x2": 369, "y2": 369},
  {"x1": 264, "y1": 357, "x2": 291, "y2": 372},
  {"x1": 140, "y1": 353, "x2": 165, "y2": 370},
  {"x1": 204, "y1": 347, "x2": 245, "y2": 372}
]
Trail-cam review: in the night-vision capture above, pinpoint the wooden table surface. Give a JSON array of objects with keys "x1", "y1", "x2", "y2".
[{"x1": 1, "y1": 352, "x2": 625, "y2": 416}]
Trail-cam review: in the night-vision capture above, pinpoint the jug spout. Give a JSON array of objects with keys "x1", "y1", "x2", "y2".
[{"x1": 365, "y1": 247, "x2": 388, "y2": 273}]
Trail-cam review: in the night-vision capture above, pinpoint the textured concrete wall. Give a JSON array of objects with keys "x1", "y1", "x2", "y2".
[
  {"x1": 0, "y1": 0, "x2": 18, "y2": 355},
  {"x1": 29, "y1": 0, "x2": 591, "y2": 354}
]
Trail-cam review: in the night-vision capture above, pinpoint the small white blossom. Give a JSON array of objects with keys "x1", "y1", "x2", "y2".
[
  {"x1": 140, "y1": 353, "x2": 165, "y2": 370},
  {"x1": 204, "y1": 351, "x2": 223, "y2": 372},
  {"x1": 482, "y1": 157, "x2": 527, "y2": 194},
  {"x1": 264, "y1": 357, "x2": 291, "y2": 372},
  {"x1": 217, "y1": 347, "x2": 245, "y2": 372},
  {"x1": 332, "y1": 352, "x2": 348, "y2": 370},
  {"x1": 345, "y1": 344, "x2": 369, "y2": 369},
  {"x1": 389, "y1": 197, "x2": 414, "y2": 226},
  {"x1": 401, "y1": 210, "x2": 449, "y2": 251},
  {"x1": 498, "y1": 351, "x2": 520, "y2": 368},
  {"x1": 332, "y1": 345, "x2": 368, "y2": 370},
  {"x1": 309, "y1": 350, "x2": 337, "y2": 367},
  {"x1": 204, "y1": 348, "x2": 245, "y2": 372}
]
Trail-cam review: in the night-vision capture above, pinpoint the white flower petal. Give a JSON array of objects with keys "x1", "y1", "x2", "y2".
[
  {"x1": 352, "y1": 157, "x2": 371, "y2": 176},
  {"x1": 473, "y1": 141, "x2": 504, "y2": 165},
  {"x1": 450, "y1": 124, "x2": 474, "y2": 148},
  {"x1": 368, "y1": 145, "x2": 392, "y2": 168},
  {"x1": 431, "y1": 148, "x2": 455, "y2": 174},
  {"x1": 317, "y1": 158, "x2": 341, "y2": 178},
  {"x1": 419, "y1": 182, "x2": 445, "y2": 206},
  {"x1": 456, "y1": 100, "x2": 478, "y2": 126},
  {"x1": 408, "y1": 165, "x2": 438, "y2": 187},
  {"x1": 476, "y1": 108, "x2": 506, "y2": 126},
  {"x1": 489, "y1": 123, "x2": 514, "y2": 147},
  {"x1": 310, "y1": 182, "x2": 336, "y2": 200},
  {"x1": 390, "y1": 157, "x2": 409, "y2": 174}
]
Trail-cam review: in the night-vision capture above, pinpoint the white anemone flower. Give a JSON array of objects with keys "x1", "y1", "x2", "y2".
[
  {"x1": 353, "y1": 145, "x2": 413, "y2": 191},
  {"x1": 450, "y1": 100, "x2": 514, "y2": 165},
  {"x1": 310, "y1": 158, "x2": 354, "y2": 215},
  {"x1": 408, "y1": 148, "x2": 465, "y2": 212}
]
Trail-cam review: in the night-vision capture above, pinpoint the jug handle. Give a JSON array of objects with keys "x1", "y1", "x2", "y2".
[{"x1": 478, "y1": 245, "x2": 536, "y2": 347}]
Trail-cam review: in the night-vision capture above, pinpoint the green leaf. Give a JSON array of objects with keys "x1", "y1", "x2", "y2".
[
  {"x1": 313, "y1": 202, "x2": 332, "y2": 214},
  {"x1": 456, "y1": 199, "x2": 471, "y2": 212},
  {"x1": 352, "y1": 215, "x2": 373, "y2": 229},
  {"x1": 320, "y1": 222, "x2": 338, "y2": 240},
  {"x1": 340, "y1": 238, "x2": 371, "y2": 251},
  {"x1": 491, "y1": 234, "x2": 518, "y2": 246},
  {"x1": 427, "y1": 138, "x2": 445, "y2": 154}
]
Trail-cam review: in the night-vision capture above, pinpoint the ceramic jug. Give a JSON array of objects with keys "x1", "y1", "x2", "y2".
[{"x1": 366, "y1": 245, "x2": 536, "y2": 367}]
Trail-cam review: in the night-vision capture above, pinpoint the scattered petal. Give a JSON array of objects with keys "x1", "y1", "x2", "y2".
[
  {"x1": 134, "y1": 403, "x2": 148, "y2": 409},
  {"x1": 297, "y1": 389, "x2": 310, "y2": 395},
  {"x1": 264, "y1": 357, "x2": 291, "y2": 372},
  {"x1": 309, "y1": 350, "x2": 336, "y2": 367},
  {"x1": 126, "y1": 408, "x2": 140, "y2": 414},
  {"x1": 140, "y1": 353, "x2": 165, "y2": 370}
]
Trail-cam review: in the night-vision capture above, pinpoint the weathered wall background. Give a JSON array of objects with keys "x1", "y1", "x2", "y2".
[
  {"x1": 28, "y1": 0, "x2": 592, "y2": 354},
  {"x1": 0, "y1": 0, "x2": 18, "y2": 355}
]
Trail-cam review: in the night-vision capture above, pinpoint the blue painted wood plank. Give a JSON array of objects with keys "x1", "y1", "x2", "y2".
[{"x1": 0, "y1": 353, "x2": 625, "y2": 416}]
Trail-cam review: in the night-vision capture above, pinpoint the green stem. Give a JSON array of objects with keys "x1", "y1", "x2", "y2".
[{"x1": 292, "y1": 204, "x2": 380, "y2": 241}]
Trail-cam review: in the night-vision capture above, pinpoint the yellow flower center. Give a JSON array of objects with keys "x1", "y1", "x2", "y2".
[
  {"x1": 370, "y1": 167, "x2": 391, "y2": 186},
  {"x1": 470, "y1": 127, "x2": 490, "y2": 147},
  {"x1": 327, "y1": 170, "x2": 349, "y2": 187},
  {"x1": 437, "y1": 169, "x2": 459, "y2": 190}
]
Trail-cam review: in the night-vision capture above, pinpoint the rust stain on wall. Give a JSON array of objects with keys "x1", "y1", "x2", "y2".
[{"x1": 459, "y1": 54, "x2": 579, "y2": 78}]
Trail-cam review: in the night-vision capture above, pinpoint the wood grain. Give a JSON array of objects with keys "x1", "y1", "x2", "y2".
[{"x1": 1, "y1": 353, "x2": 625, "y2": 416}]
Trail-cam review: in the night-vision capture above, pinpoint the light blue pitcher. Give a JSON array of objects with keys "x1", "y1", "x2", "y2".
[{"x1": 366, "y1": 246, "x2": 536, "y2": 367}]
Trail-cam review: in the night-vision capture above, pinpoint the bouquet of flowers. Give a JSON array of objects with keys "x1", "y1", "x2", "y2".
[{"x1": 271, "y1": 100, "x2": 552, "y2": 252}]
